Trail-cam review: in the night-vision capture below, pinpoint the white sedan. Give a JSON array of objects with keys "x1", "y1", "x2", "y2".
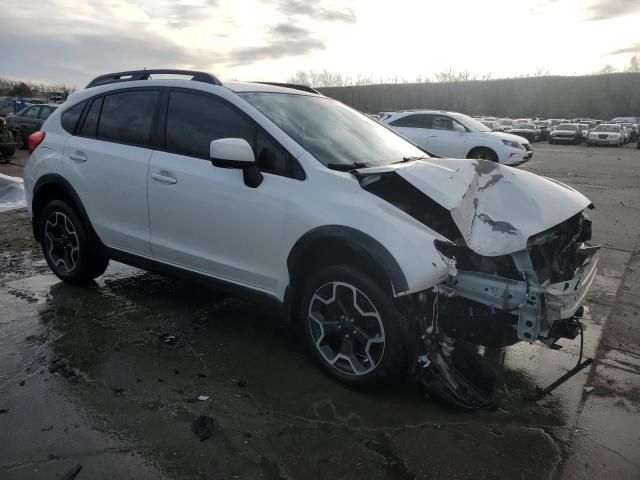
[
  {"x1": 587, "y1": 124, "x2": 623, "y2": 146},
  {"x1": 382, "y1": 110, "x2": 533, "y2": 165}
]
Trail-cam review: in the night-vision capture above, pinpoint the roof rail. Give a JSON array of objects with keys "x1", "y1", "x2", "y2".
[
  {"x1": 253, "y1": 82, "x2": 321, "y2": 95},
  {"x1": 86, "y1": 69, "x2": 222, "y2": 88}
]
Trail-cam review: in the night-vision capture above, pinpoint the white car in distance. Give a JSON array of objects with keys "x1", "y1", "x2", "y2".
[{"x1": 382, "y1": 110, "x2": 533, "y2": 165}]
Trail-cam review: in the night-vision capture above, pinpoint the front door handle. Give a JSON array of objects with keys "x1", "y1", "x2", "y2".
[
  {"x1": 151, "y1": 172, "x2": 178, "y2": 185},
  {"x1": 69, "y1": 152, "x2": 87, "y2": 163},
  {"x1": 429, "y1": 135, "x2": 438, "y2": 138}
]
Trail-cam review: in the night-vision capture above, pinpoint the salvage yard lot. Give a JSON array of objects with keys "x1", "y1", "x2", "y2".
[{"x1": 1, "y1": 144, "x2": 639, "y2": 479}]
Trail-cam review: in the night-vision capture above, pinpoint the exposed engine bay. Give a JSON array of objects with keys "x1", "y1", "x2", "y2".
[{"x1": 355, "y1": 160, "x2": 600, "y2": 409}]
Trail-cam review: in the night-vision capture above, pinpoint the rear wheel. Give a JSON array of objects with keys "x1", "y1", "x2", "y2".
[
  {"x1": 467, "y1": 147, "x2": 498, "y2": 162},
  {"x1": 39, "y1": 200, "x2": 109, "y2": 285},
  {"x1": 299, "y1": 265, "x2": 407, "y2": 387}
]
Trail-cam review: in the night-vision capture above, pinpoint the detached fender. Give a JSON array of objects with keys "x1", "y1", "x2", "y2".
[{"x1": 287, "y1": 225, "x2": 409, "y2": 295}]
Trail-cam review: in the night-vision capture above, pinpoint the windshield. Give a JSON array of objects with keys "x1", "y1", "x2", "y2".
[
  {"x1": 557, "y1": 124, "x2": 577, "y2": 131},
  {"x1": 594, "y1": 124, "x2": 620, "y2": 132},
  {"x1": 239, "y1": 92, "x2": 428, "y2": 167},
  {"x1": 515, "y1": 124, "x2": 534, "y2": 129},
  {"x1": 450, "y1": 112, "x2": 491, "y2": 132}
]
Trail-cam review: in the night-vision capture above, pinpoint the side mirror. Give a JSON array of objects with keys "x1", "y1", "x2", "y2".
[
  {"x1": 210, "y1": 138, "x2": 263, "y2": 188},
  {"x1": 453, "y1": 123, "x2": 466, "y2": 134}
]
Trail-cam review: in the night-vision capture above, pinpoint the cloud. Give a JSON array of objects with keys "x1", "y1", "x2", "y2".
[
  {"x1": 607, "y1": 41, "x2": 640, "y2": 56},
  {"x1": 585, "y1": 0, "x2": 640, "y2": 21},
  {"x1": 228, "y1": 23, "x2": 324, "y2": 66},
  {"x1": 267, "y1": 0, "x2": 356, "y2": 23}
]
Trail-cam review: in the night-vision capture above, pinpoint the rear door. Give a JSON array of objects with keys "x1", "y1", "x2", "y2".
[
  {"x1": 62, "y1": 89, "x2": 160, "y2": 256},
  {"x1": 424, "y1": 115, "x2": 467, "y2": 158},
  {"x1": 148, "y1": 89, "x2": 299, "y2": 293},
  {"x1": 387, "y1": 114, "x2": 431, "y2": 148}
]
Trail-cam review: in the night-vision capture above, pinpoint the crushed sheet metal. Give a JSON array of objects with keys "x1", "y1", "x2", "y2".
[
  {"x1": 0, "y1": 173, "x2": 26, "y2": 213},
  {"x1": 362, "y1": 158, "x2": 592, "y2": 256}
]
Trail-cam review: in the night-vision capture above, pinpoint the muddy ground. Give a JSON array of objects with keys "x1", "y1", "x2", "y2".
[{"x1": 1, "y1": 144, "x2": 639, "y2": 479}]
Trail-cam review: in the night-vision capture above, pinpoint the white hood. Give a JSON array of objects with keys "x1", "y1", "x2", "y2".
[{"x1": 359, "y1": 159, "x2": 591, "y2": 256}]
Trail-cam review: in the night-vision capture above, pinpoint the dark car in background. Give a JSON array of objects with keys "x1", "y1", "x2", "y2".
[
  {"x1": 508, "y1": 123, "x2": 540, "y2": 142},
  {"x1": 6, "y1": 104, "x2": 58, "y2": 148},
  {"x1": 549, "y1": 123, "x2": 581, "y2": 144}
]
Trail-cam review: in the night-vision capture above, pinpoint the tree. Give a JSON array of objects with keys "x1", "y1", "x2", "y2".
[
  {"x1": 599, "y1": 64, "x2": 616, "y2": 74},
  {"x1": 8, "y1": 82, "x2": 34, "y2": 97},
  {"x1": 625, "y1": 54, "x2": 640, "y2": 73}
]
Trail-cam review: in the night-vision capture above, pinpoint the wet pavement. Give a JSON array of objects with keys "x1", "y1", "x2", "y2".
[{"x1": 1, "y1": 144, "x2": 639, "y2": 479}]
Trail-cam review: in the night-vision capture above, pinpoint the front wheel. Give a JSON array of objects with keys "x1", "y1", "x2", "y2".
[
  {"x1": 467, "y1": 147, "x2": 498, "y2": 162},
  {"x1": 39, "y1": 200, "x2": 109, "y2": 285},
  {"x1": 299, "y1": 265, "x2": 407, "y2": 387}
]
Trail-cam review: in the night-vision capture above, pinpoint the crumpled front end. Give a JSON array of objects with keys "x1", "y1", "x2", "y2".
[{"x1": 355, "y1": 158, "x2": 599, "y2": 409}]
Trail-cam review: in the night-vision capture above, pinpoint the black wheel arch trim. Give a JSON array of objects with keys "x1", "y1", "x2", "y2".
[
  {"x1": 31, "y1": 173, "x2": 104, "y2": 250},
  {"x1": 287, "y1": 225, "x2": 409, "y2": 295}
]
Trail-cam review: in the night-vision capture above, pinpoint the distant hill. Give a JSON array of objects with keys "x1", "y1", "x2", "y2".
[{"x1": 319, "y1": 73, "x2": 640, "y2": 119}]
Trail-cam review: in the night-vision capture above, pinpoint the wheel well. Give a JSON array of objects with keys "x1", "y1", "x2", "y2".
[
  {"x1": 466, "y1": 146, "x2": 497, "y2": 159},
  {"x1": 32, "y1": 184, "x2": 76, "y2": 241},
  {"x1": 289, "y1": 237, "x2": 394, "y2": 298}
]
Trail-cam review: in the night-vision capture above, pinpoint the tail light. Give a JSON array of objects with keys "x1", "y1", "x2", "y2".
[{"x1": 28, "y1": 131, "x2": 45, "y2": 153}]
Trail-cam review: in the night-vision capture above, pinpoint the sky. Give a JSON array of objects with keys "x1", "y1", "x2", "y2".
[{"x1": 1, "y1": 0, "x2": 640, "y2": 88}]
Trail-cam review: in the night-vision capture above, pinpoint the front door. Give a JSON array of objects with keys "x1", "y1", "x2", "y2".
[
  {"x1": 425, "y1": 115, "x2": 467, "y2": 158},
  {"x1": 148, "y1": 89, "x2": 296, "y2": 294}
]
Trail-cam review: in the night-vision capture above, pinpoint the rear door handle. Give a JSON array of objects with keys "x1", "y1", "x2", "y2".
[
  {"x1": 151, "y1": 172, "x2": 178, "y2": 185},
  {"x1": 69, "y1": 152, "x2": 87, "y2": 163},
  {"x1": 429, "y1": 135, "x2": 438, "y2": 138}
]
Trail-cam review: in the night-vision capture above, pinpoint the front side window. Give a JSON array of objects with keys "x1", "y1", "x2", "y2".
[
  {"x1": 97, "y1": 90, "x2": 159, "y2": 147},
  {"x1": 432, "y1": 115, "x2": 456, "y2": 131},
  {"x1": 239, "y1": 92, "x2": 427, "y2": 167},
  {"x1": 165, "y1": 91, "x2": 303, "y2": 179},
  {"x1": 165, "y1": 91, "x2": 255, "y2": 160}
]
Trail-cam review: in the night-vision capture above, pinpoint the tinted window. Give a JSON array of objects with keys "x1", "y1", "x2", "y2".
[
  {"x1": 40, "y1": 107, "x2": 54, "y2": 120},
  {"x1": 97, "y1": 91, "x2": 158, "y2": 147},
  {"x1": 24, "y1": 106, "x2": 41, "y2": 118},
  {"x1": 433, "y1": 115, "x2": 456, "y2": 130},
  {"x1": 79, "y1": 97, "x2": 103, "y2": 138},
  {"x1": 61, "y1": 101, "x2": 87, "y2": 134},
  {"x1": 390, "y1": 114, "x2": 432, "y2": 128},
  {"x1": 166, "y1": 91, "x2": 255, "y2": 160}
]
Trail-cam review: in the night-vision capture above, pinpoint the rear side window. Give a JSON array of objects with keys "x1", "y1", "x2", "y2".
[
  {"x1": 390, "y1": 114, "x2": 432, "y2": 128},
  {"x1": 165, "y1": 91, "x2": 255, "y2": 160},
  {"x1": 61, "y1": 101, "x2": 87, "y2": 134},
  {"x1": 40, "y1": 107, "x2": 54, "y2": 120},
  {"x1": 97, "y1": 91, "x2": 159, "y2": 147},
  {"x1": 24, "y1": 106, "x2": 41, "y2": 119},
  {"x1": 79, "y1": 97, "x2": 103, "y2": 138}
]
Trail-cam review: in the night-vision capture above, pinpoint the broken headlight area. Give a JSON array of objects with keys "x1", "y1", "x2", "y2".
[{"x1": 407, "y1": 216, "x2": 599, "y2": 410}]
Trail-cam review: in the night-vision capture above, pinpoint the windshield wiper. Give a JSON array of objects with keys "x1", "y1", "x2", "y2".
[
  {"x1": 391, "y1": 155, "x2": 430, "y2": 164},
  {"x1": 326, "y1": 162, "x2": 371, "y2": 171}
]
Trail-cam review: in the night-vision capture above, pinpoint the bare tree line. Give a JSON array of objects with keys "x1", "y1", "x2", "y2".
[
  {"x1": 317, "y1": 72, "x2": 640, "y2": 119},
  {"x1": 0, "y1": 78, "x2": 75, "y2": 99}
]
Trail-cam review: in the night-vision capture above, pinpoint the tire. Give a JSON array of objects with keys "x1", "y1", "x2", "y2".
[
  {"x1": 299, "y1": 264, "x2": 407, "y2": 387},
  {"x1": 466, "y1": 147, "x2": 498, "y2": 162},
  {"x1": 0, "y1": 145, "x2": 15, "y2": 158},
  {"x1": 39, "y1": 200, "x2": 109, "y2": 285}
]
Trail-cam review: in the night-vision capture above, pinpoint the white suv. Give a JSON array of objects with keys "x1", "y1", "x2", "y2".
[
  {"x1": 382, "y1": 110, "x2": 533, "y2": 165},
  {"x1": 24, "y1": 70, "x2": 598, "y2": 409}
]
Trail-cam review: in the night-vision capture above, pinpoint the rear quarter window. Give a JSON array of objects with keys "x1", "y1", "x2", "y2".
[{"x1": 61, "y1": 101, "x2": 87, "y2": 134}]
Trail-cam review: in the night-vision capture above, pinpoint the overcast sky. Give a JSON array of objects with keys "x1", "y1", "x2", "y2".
[{"x1": 2, "y1": 0, "x2": 640, "y2": 87}]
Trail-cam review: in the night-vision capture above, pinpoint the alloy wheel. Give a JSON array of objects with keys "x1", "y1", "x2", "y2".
[
  {"x1": 308, "y1": 281, "x2": 385, "y2": 376},
  {"x1": 44, "y1": 211, "x2": 80, "y2": 273}
]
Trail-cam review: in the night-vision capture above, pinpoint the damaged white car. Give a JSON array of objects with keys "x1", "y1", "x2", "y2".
[{"x1": 24, "y1": 70, "x2": 599, "y2": 409}]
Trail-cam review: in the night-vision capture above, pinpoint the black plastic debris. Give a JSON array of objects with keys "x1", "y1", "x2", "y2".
[
  {"x1": 0, "y1": 408, "x2": 8, "y2": 414},
  {"x1": 159, "y1": 334, "x2": 177, "y2": 345},
  {"x1": 59, "y1": 464, "x2": 82, "y2": 480},
  {"x1": 192, "y1": 415, "x2": 216, "y2": 441},
  {"x1": 232, "y1": 378, "x2": 248, "y2": 388}
]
